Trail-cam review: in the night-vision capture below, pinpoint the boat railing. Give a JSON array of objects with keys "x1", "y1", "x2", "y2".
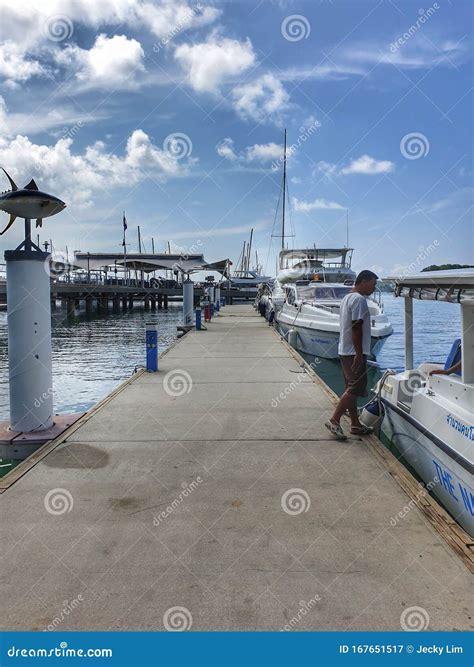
[{"x1": 371, "y1": 287, "x2": 384, "y2": 311}]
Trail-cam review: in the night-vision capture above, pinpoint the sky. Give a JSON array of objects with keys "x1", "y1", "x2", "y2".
[{"x1": 0, "y1": 0, "x2": 472, "y2": 278}]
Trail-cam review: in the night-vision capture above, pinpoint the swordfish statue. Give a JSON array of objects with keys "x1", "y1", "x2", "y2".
[{"x1": 0, "y1": 167, "x2": 66, "y2": 235}]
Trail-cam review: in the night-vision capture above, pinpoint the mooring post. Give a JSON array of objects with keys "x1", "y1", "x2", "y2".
[
  {"x1": 183, "y1": 279, "x2": 194, "y2": 327},
  {"x1": 195, "y1": 306, "x2": 202, "y2": 330},
  {"x1": 146, "y1": 323, "x2": 158, "y2": 372},
  {"x1": 215, "y1": 285, "x2": 221, "y2": 313},
  {"x1": 5, "y1": 245, "x2": 54, "y2": 431}
]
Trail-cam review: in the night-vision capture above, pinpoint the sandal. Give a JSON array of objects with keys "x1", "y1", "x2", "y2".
[
  {"x1": 325, "y1": 421, "x2": 347, "y2": 441},
  {"x1": 350, "y1": 425, "x2": 374, "y2": 435}
]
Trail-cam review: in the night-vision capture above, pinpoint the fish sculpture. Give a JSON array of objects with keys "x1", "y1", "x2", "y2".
[{"x1": 0, "y1": 168, "x2": 66, "y2": 235}]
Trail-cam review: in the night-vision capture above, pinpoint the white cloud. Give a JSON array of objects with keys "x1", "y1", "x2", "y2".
[
  {"x1": 340, "y1": 154, "x2": 394, "y2": 175},
  {"x1": 232, "y1": 73, "x2": 289, "y2": 122},
  {"x1": 57, "y1": 34, "x2": 145, "y2": 89},
  {"x1": 424, "y1": 187, "x2": 474, "y2": 214},
  {"x1": 216, "y1": 138, "x2": 283, "y2": 164},
  {"x1": 140, "y1": 1, "x2": 220, "y2": 40},
  {"x1": 293, "y1": 197, "x2": 345, "y2": 212},
  {"x1": 245, "y1": 142, "x2": 282, "y2": 162},
  {"x1": 0, "y1": 1, "x2": 220, "y2": 86},
  {"x1": 216, "y1": 138, "x2": 238, "y2": 161},
  {"x1": 0, "y1": 40, "x2": 46, "y2": 87},
  {"x1": 0, "y1": 129, "x2": 196, "y2": 208},
  {"x1": 174, "y1": 35, "x2": 255, "y2": 93}
]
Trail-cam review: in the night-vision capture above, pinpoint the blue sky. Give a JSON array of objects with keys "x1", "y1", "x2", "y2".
[{"x1": 0, "y1": 0, "x2": 472, "y2": 277}]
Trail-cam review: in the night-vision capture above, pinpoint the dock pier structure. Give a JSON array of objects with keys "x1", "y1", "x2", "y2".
[{"x1": 0, "y1": 305, "x2": 471, "y2": 631}]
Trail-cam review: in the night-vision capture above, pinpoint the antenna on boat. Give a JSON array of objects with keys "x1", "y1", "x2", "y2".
[{"x1": 346, "y1": 209, "x2": 349, "y2": 248}]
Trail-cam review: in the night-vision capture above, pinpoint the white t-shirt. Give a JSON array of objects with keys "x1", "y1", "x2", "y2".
[{"x1": 338, "y1": 292, "x2": 371, "y2": 356}]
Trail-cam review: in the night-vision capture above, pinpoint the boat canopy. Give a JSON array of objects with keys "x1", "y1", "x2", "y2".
[
  {"x1": 279, "y1": 248, "x2": 353, "y2": 269},
  {"x1": 384, "y1": 269, "x2": 474, "y2": 304},
  {"x1": 73, "y1": 253, "x2": 231, "y2": 276}
]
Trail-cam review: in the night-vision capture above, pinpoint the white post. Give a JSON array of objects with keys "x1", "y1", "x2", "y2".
[
  {"x1": 208, "y1": 286, "x2": 215, "y2": 308},
  {"x1": 461, "y1": 303, "x2": 474, "y2": 384},
  {"x1": 215, "y1": 285, "x2": 221, "y2": 310},
  {"x1": 183, "y1": 279, "x2": 194, "y2": 327},
  {"x1": 404, "y1": 296, "x2": 414, "y2": 371},
  {"x1": 6, "y1": 249, "x2": 54, "y2": 431}
]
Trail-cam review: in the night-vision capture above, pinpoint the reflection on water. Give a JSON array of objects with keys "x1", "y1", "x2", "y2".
[{"x1": 0, "y1": 303, "x2": 182, "y2": 419}]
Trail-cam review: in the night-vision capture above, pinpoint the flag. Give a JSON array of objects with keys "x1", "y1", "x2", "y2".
[{"x1": 122, "y1": 212, "x2": 127, "y2": 246}]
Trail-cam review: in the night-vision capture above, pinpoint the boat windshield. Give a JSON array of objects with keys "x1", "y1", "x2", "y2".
[{"x1": 296, "y1": 285, "x2": 352, "y2": 301}]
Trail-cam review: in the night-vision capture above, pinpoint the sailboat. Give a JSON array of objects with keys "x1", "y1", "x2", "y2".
[
  {"x1": 229, "y1": 228, "x2": 271, "y2": 295},
  {"x1": 257, "y1": 130, "x2": 393, "y2": 359}
]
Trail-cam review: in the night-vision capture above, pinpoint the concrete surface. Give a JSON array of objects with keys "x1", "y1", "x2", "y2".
[{"x1": 0, "y1": 305, "x2": 471, "y2": 631}]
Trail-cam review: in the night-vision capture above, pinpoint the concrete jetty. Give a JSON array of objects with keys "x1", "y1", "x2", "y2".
[{"x1": 0, "y1": 305, "x2": 472, "y2": 632}]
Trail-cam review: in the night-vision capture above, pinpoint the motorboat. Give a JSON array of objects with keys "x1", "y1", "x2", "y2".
[
  {"x1": 362, "y1": 269, "x2": 474, "y2": 537},
  {"x1": 275, "y1": 280, "x2": 393, "y2": 359},
  {"x1": 277, "y1": 247, "x2": 356, "y2": 285},
  {"x1": 256, "y1": 247, "x2": 356, "y2": 323}
]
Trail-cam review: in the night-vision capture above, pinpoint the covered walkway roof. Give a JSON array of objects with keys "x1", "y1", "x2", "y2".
[{"x1": 73, "y1": 253, "x2": 231, "y2": 276}]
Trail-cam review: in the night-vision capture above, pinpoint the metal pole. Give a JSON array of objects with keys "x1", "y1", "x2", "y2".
[
  {"x1": 404, "y1": 297, "x2": 414, "y2": 371},
  {"x1": 282, "y1": 129, "x2": 287, "y2": 250},
  {"x1": 183, "y1": 279, "x2": 194, "y2": 326},
  {"x1": 461, "y1": 303, "x2": 474, "y2": 384}
]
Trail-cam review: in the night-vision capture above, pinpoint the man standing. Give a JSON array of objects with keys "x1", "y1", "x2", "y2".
[{"x1": 325, "y1": 270, "x2": 378, "y2": 441}]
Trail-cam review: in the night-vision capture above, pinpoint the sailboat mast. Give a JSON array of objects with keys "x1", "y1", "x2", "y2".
[
  {"x1": 247, "y1": 228, "x2": 253, "y2": 271},
  {"x1": 282, "y1": 129, "x2": 287, "y2": 251}
]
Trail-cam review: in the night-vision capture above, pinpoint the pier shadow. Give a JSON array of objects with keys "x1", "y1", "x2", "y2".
[{"x1": 42, "y1": 442, "x2": 109, "y2": 469}]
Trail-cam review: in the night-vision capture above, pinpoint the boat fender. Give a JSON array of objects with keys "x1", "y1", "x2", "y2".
[
  {"x1": 360, "y1": 398, "x2": 383, "y2": 428},
  {"x1": 287, "y1": 329, "x2": 298, "y2": 348}
]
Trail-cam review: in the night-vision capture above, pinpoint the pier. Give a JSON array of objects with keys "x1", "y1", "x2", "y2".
[{"x1": 0, "y1": 305, "x2": 472, "y2": 631}]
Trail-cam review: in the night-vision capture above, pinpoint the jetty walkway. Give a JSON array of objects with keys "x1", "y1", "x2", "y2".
[{"x1": 0, "y1": 305, "x2": 471, "y2": 631}]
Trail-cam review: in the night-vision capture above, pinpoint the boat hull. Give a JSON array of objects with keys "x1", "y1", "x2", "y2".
[
  {"x1": 381, "y1": 401, "x2": 474, "y2": 537},
  {"x1": 276, "y1": 320, "x2": 388, "y2": 359}
]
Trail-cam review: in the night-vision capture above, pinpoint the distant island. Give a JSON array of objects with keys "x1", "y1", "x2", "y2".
[{"x1": 421, "y1": 264, "x2": 474, "y2": 271}]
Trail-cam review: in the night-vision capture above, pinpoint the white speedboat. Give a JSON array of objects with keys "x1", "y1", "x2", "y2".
[
  {"x1": 275, "y1": 281, "x2": 393, "y2": 359},
  {"x1": 256, "y1": 247, "x2": 356, "y2": 324},
  {"x1": 277, "y1": 247, "x2": 356, "y2": 285},
  {"x1": 364, "y1": 269, "x2": 473, "y2": 537}
]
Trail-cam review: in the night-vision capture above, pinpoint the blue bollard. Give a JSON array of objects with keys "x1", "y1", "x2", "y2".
[
  {"x1": 221, "y1": 296, "x2": 226, "y2": 307},
  {"x1": 216, "y1": 301, "x2": 220, "y2": 312},
  {"x1": 195, "y1": 307, "x2": 202, "y2": 330},
  {"x1": 210, "y1": 303, "x2": 215, "y2": 317},
  {"x1": 146, "y1": 323, "x2": 158, "y2": 372}
]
